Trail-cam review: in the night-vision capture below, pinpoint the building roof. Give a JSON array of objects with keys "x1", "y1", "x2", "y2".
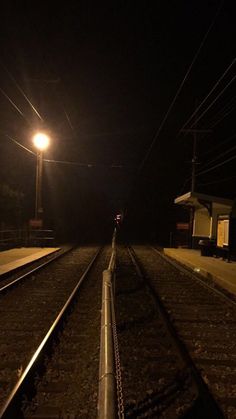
[{"x1": 174, "y1": 191, "x2": 234, "y2": 208}]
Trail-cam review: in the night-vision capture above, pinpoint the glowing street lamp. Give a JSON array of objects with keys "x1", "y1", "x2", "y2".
[
  {"x1": 33, "y1": 132, "x2": 49, "y2": 151},
  {"x1": 33, "y1": 132, "x2": 50, "y2": 221}
]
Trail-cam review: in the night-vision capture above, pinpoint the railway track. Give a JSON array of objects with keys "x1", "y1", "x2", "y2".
[
  {"x1": 2, "y1": 240, "x2": 235, "y2": 418},
  {"x1": 0, "y1": 245, "x2": 110, "y2": 418},
  {"x1": 129, "y1": 244, "x2": 236, "y2": 418},
  {"x1": 0, "y1": 246, "x2": 71, "y2": 292},
  {"x1": 115, "y1": 245, "x2": 225, "y2": 418}
]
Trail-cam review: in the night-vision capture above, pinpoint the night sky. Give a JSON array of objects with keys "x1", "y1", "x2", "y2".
[{"x1": 0, "y1": 2, "x2": 235, "y2": 243}]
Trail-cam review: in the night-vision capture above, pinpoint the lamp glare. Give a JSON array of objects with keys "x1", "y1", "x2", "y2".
[{"x1": 33, "y1": 133, "x2": 49, "y2": 151}]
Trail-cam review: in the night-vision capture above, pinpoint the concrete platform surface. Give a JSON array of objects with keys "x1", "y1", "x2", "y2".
[
  {"x1": 163, "y1": 248, "x2": 236, "y2": 295},
  {"x1": 0, "y1": 247, "x2": 60, "y2": 276}
]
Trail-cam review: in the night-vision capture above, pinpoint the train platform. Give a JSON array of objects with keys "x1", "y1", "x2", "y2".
[
  {"x1": 0, "y1": 247, "x2": 60, "y2": 276},
  {"x1": 163, "y1": 247, "x2": 236, "y2": 295}
]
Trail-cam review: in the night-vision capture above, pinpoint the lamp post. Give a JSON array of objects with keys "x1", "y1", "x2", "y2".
[{"x1": 33, "y1": 133, "x2": 50, "y2": 222}]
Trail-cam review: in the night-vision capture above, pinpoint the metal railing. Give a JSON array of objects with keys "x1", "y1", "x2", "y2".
[
  {"x1": 98, "y1": 228, "x2": 121, "y2": 419},
  {"x1": 0, "y1": 229, "x2": 24, "y2": 247},
  {"x1": 28, "y1": 229, "x2": 55, "y2": 247},
  {"x1": 0, "y1": 229, "x2": 55, "y2": 249}
]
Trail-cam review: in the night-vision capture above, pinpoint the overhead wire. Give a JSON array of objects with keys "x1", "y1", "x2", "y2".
[
  {"x1": 43, "y1": 158, "x2": 132, "y2": 169},
  {"x1": 200, "y1": 142, "x2": 236, "y2": 171},
  {"x1": 50, "y1": 77, "x2": 76, "y2": 135},
  {"x1": 62, "y1": 106, "x2": 75, "y2": 132},
  {"x1": 201, "y1": 131, "x2": 236, "y2": 158},
  {"x1": 189, "y1": 72, "x2": 236, "y2": 128},
  {"x1": 196, "y1": 153, "x2": 236, "y2": 177},
  {"x1": 174, "y1": 142, "x2": 236, "y2": 193},
  {"x1": 178, "y1": 176, "x2": 191, "y2": 195},
  {"x1": 200, "y1": 93, "x2": 236, "y2": 130},
  {"x1": 3, "y1": 130, "x2": 131, "y2": 169},
  {"x1": 3, "y1": 133, "x2": 134, "y2": 169},
  {"x1": 179, "y1": 57, "x2": 236, "y2": 132},
  {"x1": 182, "y1": 131, "x2": 236, "y2": 191},
  {"x1": 122, "y1": 0, "x2": 225, "y2": 215},
  {"x1": 0, "y1": 61, "x2": 44, "y2": 121},
  {"x1": 199, "y1": 174, "x2": 236, "y2": 186},
  {"x1": 3, "y1": 133, "x2": 131, "y2": 169},
  {"x1": 3, "y1": 134, "x2": 36, "y2": 155},
  {"x1": 0, "y1": 86, "x2": 27, "y2": 120},
  {"x1": 207, "y1": 98, "x2": 236, "y2": 129},
  {"x1": 137, "y1": 0, "x2": 224, "y2": 174}
]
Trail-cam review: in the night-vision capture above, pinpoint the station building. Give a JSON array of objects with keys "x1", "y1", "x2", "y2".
[{"x1": 174, "y1": 191, "x2": 236, "y2": 257}]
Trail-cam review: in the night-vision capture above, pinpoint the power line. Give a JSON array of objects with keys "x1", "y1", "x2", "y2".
[
  {"x1": 196, "y1": 153, "x2": 236, "y2": 177},
  {"x1": 199, "y1": 174, "x2": 236, "y2": 186},
  {"x1": 180, "y1": 132, "x2": 236, "y2": 185},
  {"x1": 207, "y1": 98, "x2": 236, "y2": 129},
  {"x1": 179, "y1": 58, "x2": 236, "y2": 133},
  {"x1": 200, "y1": 142, "x2": 236, "y2": 171},
  {"x1": 3, "y1": 131, "x2": 132, "y2": 169},
  {"x1": 137, "y1": 0, "x2": 223, "y2": 173},
  {"x1": 0, "y1": 62, "x2": 44, "y2": 121},
  {"x1": 50, "y1": 77, "x2": 76, "y2": 136},
  {"x1": 44, "y1": 159, "x2": 96, "y2": 167},
  {"x1": 196, "y1": 93, "x2": 236, "y2": 131},
  {"x1": 176, "y1": 135, "x2": 236, "y2": 194},
  {"x1": 178, "y1": 176, "x2": 191, "y2": 195},
  {"x1": 43, "y1": 158, "x2": 132, "y2": 169},
  {"x1": 23, "y1": 75, "x2": 74, "y2": 137},
  {"x1": 209, "y1": 96, "x2": 236, "y2": 128},
  {"x1": 189, "y1": 72, "x2": 236, "y2": 128},
  {"x1": 28, "y1": 78, "x2": 60, "y2": 84},
  {"x1": 0, "y1": 87, "x2": 30, "y2": 123},
  {"x1": 62, "y1": 105, "x2": 75, "y2": 132},
  {"x1": 4, "y1": 134, "x2": 36, "y2": 155},
  {"x1": 201, "y1": 131, "x2": 236, "y2": 158}
]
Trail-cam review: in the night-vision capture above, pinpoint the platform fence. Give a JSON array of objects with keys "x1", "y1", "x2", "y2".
[
  {"x1": 0, "y1": 229, "x2": 55, "y2": 249},
  {"x1": 98, "y1": 228, "x2": 124, "y2": 419}
]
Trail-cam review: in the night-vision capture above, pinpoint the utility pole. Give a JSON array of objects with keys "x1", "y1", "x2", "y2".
[
  {"x1": 32, "y1": 133, "x2": 50, "y2": 226},
  {"x1": 180, "y1": 128, "x2": 211, "y2": 193},
  {"x1": 180, "y1": 127, "x2": 211, "y2": 248},
  {"x1": 35, "y1": 150, "x2": 43, "y2": 220},
  {"x1": 192, "y1": 129, "x2": 197, "y2": 193}
]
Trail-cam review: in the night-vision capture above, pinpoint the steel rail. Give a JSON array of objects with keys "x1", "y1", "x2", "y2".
[
  {"x1": 0, "y1": 247, "x2": 101, "y2": 419},
  {"x1": 152, "y1": 246, "x2": 236, "y2": 307},
  {"x1": 0, "y1": 246, "x2": 72, "y2": 294},
  {"x1": 129, "y1": 245, "x2": 224, "y2": 418}
]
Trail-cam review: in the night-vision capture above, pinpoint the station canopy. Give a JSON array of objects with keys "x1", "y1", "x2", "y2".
[{"x1": 174, "y1": 191, "x2": 233, "y2": 209}]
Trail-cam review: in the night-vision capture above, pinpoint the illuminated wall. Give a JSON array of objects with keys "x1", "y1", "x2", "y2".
[
  {"x1": 193, "y1": 208, "x2": 211, "y2": 237},
  {"x1": 193, "y1": 203, "x2": 231, "y2": 239}
]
